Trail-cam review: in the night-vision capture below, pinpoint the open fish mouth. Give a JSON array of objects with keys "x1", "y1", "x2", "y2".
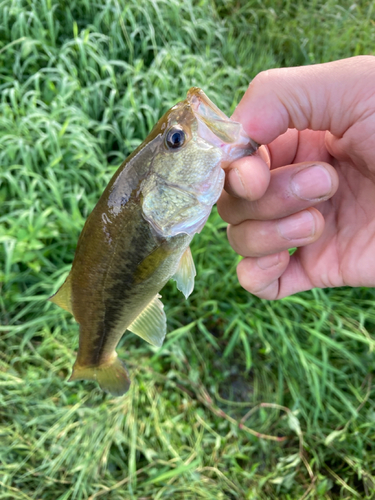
[{"x1": 187, "y1": 87, "x2": 259, "y2": 163}]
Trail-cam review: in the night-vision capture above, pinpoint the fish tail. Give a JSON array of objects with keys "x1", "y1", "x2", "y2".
[{"x1": 69, "y1": 354, "x2": 131, "y2": 396}]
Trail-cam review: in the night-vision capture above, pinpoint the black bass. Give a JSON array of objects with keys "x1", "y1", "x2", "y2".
[{"x1": 50, "y1": 88, "x2": 258, "y2": 396}]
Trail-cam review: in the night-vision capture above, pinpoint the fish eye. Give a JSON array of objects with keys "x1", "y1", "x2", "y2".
[{"x1": 165, "y1": 126, "x2": 186, "y2": 150}]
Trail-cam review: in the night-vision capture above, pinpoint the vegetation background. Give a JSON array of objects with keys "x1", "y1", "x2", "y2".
[{"x1": 1, "y1": 0, "x2": 375, "y2": 498}]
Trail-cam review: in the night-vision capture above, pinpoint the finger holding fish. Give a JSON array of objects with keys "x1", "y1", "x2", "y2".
[
  {"x1": 222, "y1": 152, "x2": 271, "y2": 201},
  {"x1": 218, "y1": 161, "x2": 338, "y2": 225}
]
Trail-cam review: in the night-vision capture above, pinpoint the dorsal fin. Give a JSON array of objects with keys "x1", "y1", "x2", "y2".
[
  {"x1": 128, "y1": 294, "x2": 166, "y2": 347},
  {"x1": 49, "y1": 273, "x2": 73, "y2": 314},
  {"x1": 172, "y1": 246, "x2": 196, "y2": 299}
]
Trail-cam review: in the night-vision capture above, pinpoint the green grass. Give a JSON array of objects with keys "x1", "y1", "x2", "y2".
[{"x1": 1, "y1": 0, "x2": 375, "y2": 498}]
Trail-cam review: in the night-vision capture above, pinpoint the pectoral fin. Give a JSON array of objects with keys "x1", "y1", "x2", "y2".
[
  {"x1": 49, "y1": 274, "x2": 73, "y2": 314},
  {"x1": 128, "y1": 294, "x2": 166, "y2": 347},
  {"x1": 172, "y1": 246, "x2": 196, "y2": 299}
]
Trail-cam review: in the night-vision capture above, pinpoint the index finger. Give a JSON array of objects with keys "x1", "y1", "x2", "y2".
[{"x1": 232, "y1": 56, "x2": 375, "y2": 145}]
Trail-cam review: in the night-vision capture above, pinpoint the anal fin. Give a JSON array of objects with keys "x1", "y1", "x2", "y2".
[
  {"x1": 49, "y1": 273, "x2": 73, "y2": 314},
  {"x1": 128, "y1": 294, "x2": 166, "y2": 347},
  {"x1": 172, "y1": 246, "x2": 196, "y2": 299}
]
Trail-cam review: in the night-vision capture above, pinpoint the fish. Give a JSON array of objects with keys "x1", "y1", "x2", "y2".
[{"x1": 49, "y1": 88, "x2": 258, "y2": 396}]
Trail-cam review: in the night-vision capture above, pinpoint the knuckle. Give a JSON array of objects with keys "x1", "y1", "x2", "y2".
[
  {"x1": 228, "y1": 222, "x2": 259, "y2": 257},
  {"x1": 237, "y1": 268, "x2": 253, "y2": 293},
  {"x1": 250, "y1": 68, "x2": 283, "y2": 91},
  {"x1": 216, "y1": 197, "x2": 232, "y2": 223},
  {"x1": 252, "y1": 280, "x2": 279, "y2": 300},
  {"x1": 237, "y1": 258, "x2": 281, "y2": 299},
  {"x1": 236, "y1": 262, "x2": 264, "y2": 295},
  {"x1": 251, "y1": 282, "x2": 271, "y2": 296},
  {"x1": 226, "y1": 225, "x2": 238, "y2": 251},
  {"x1": 251, "y1": 201, "x2": 275, "y2": 221}
]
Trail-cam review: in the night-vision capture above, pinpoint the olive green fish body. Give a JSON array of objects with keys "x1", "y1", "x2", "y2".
[
  {"x1": 71, "y1": 194, "x2": 191, "y2": 369},
  {"x1": 71, "y1": 138, "x2": 192, "y2": 359},
  {"x1": 50, "y1": 88, "x2": 258, "y2": 396}
]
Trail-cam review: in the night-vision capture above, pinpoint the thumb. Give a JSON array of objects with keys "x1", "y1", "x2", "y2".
[{"x1": 232, "y1": 56, "x2": 375, "y2": 145}]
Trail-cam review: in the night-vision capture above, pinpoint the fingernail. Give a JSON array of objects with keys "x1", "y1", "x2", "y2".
[
  {"x1": 291, "y1": 165, "x2": 332, "y2": 200},
  {"x1": 257, "y1": 253, "x2": 280, "y2": 270},
  {"x1": 228, "y1": 168, "x2": 247, "y2": 198},
  {"x1": 277, "y1": 210, "x2": 315, "y2": 240},
  {"x1": 257, "y1": 145, "x2": 271, "y2": 168}
]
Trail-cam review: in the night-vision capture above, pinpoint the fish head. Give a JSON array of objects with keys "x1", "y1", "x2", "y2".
[
  {"x1": 141, "y1": 88, "x2": 258, "y2": 237},
  {"x1": 186, "y1": 87, "x2": 259, "y2": 166}
]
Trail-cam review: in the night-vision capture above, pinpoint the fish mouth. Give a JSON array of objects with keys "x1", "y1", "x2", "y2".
[{"x1": 187, "y1": 87, "x2": 259, "y2": 163}]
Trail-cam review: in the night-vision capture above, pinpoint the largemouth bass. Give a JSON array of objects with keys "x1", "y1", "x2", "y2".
[{"x1": 50, "y1": 88, "x2": 258, "y2": 396}]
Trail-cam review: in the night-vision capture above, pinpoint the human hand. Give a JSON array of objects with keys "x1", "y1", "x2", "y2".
[{"x1": 217, "y1": 56, "x2": 375, "y2": 299}]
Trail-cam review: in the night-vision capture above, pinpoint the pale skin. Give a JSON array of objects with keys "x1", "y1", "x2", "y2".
[{"x1": 217, "y1": 56, "x2": 375, "y2": 299}]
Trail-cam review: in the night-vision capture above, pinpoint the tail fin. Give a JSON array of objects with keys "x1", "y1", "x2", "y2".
[{"x1": 69, "y1": 355, "x2": 131, "y2": 396}]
